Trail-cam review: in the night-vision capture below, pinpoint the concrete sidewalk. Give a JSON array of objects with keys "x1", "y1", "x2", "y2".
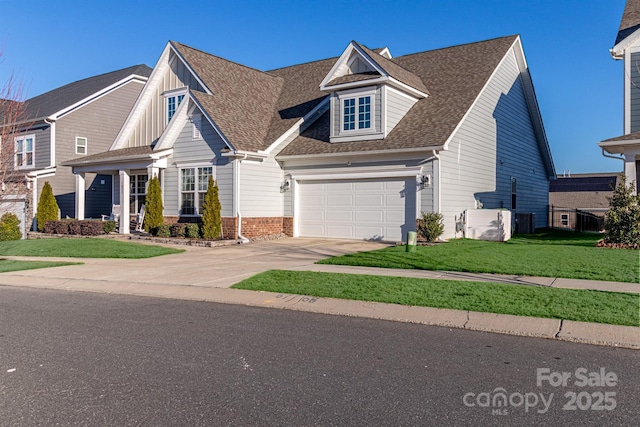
[{"x1": 0, "y1": 238, "x2": 638, "y2": 349}]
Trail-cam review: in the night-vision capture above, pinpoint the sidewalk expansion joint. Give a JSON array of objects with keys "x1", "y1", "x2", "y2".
[
  {"x1": 555, "y1": 319, "x2": 564, "y2": 338},
  {"x1": 463, "y1": 311, "x2": 470, "y2": 329},
  {"x1": 549, "y1": 278, "x2": 558, "y2": 288}
]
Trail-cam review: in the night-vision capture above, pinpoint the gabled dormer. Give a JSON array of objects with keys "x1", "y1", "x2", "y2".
[{"x1": 319, "y1": 41, "x2": 429, "y2": 143}]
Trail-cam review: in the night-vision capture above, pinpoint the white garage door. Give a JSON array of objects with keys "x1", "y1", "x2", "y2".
[{"x1": 298, "y1": 178, "x2": 416, "y2": 242}]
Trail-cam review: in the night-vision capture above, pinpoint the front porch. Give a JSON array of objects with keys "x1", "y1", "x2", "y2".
[{"x1": 599, "y1": 134, "x2": 640, "y2": 192}]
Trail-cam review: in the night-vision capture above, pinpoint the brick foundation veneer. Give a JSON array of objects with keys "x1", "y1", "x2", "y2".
[{"x1": 162, "y1": 216, "x2": 290, "y2": 239}]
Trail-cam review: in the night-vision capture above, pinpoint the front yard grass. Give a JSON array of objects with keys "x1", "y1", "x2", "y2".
[
  {"x1": 318, "y1": 231, "x2": 640, "y2": 283},
  {"x1": 233, "y1": 270, "x2": 640, "y2": 327},
  {"x1": 0, "y1": 259, "x2": 80, "y2": 273},
  {"x1": 0, "y1": 238, "x2": 184, "y2": 259}
]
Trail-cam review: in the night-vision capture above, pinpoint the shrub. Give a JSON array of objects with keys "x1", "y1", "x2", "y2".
[
  {"x1": 603, "y1": 175, "x2": 640, "y2": 247},
  {"x1": 79, "y1": 221, "x2": 103, "y2": 236},
  {"x1": 155, "y1": 224, "x2": 171, "y2": 237},
  {"x1": 0, "y1": 213, "x2": 22, "y2": 241},
  {"x1": 201, "y1": 176, "x2": 222, "y2": 239},
  {"x1": 68, "y1": 220, "x2": 81, "y2": 235},
  {"x1": 103, "y1": 221, "x2": 117, "y2": 234},
  {"x1": 170, "y1": 223, "x2": 187, "y2": 238},
  {"x1": 36, "y1": 181, "x2": 60, "y2": 232},
  {"x1": 186, "y1": 223, "x2": 201, "y2": 239},
  {"x1": 417, "y1": 211, "x2": 445, "y2": 242},
  {"x1": 144, "y1": 176, "x2": 164, "y2": 233},
  {"x1": 44, "y1": 221, "x2": 70, "y2": 234}
]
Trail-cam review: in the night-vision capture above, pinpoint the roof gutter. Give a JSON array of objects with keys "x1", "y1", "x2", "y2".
[{"x1": 601, "y1": 147, "x2": 625, "y2": 162}]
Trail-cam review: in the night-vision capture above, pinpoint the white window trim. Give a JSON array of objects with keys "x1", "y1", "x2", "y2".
[
  {"x1": 178, "y1": 164, "x2": 215, "y2": 216},
  {"x1": 14, "y1": 134, "x2": 35, "y2": 169},
  {"x1": 163, "y1": 87, "x2": 188, "y2": 125},
  {"x1": 75, "y1": 136, "x2": 87, "y2": 155},
  {"x1": 338, "y1": 87, "x2": 376, "y2": 136}
]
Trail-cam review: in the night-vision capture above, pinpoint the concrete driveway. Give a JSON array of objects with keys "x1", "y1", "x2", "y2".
[{"x1": 0, "y1": 238, "x2": 390, "y2": 289}]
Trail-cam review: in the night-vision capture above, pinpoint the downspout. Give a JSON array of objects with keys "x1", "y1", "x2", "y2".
[
  {"x1": 233, "y1": 153, "x2": 250, "y2": 243},
  {"x1": 431, "y1": 150, "x2": 441, "y2": 213}
]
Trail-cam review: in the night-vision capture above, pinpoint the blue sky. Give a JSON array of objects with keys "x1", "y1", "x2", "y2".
[{"x1": 0, "y1": 0, "x2": 627, "y2": 173}]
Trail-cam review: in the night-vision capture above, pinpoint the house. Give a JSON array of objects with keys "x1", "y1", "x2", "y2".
[
  {"x1": 599, "y1": 0, "x2": 640, "y2": 191},
  {"x1": 63, "y1": 36, "x2": 555, "y2": 241},
  {"x1": 548, "y1": 172, "x2": 618, "y2": 230},
  {"x1": 1, "y1": 64, "x2": 151, "y2": 234}
]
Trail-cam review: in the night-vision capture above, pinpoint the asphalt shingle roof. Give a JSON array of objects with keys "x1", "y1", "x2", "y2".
[
  {"x1": 24, "y1": 65, "x2": 151, "y2": 120},
  {"x1": 279, "y1": 35, "x2": 518, "y2": 157},
  {"x1": 171, "y1": 42, "x2": 284, "y2": 152},
  {"x1": 356, "y1": 42, "x2": 429, "y2": 93},
  {"x1": 62, "y1": 146, "x2": 156, "y2": 166},
  {"x1": 601, "y1": 130, "x2": 640, "y2": 142},
  {"x1": 616, "y1": 0, "x2": 640, "y2": 45}
]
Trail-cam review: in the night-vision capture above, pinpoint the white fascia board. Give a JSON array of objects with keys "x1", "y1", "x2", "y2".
[
  {"x1": 612, "y1": 28, "x2": 640, "y2": 59},
  {"x1": 277, "y1": 146, "x2": 444, "y2": 163},
  {"x1": 69, "y1": 152, "x2": 172, "y2": 174},
  {"x1": 442, "y1": 38, "x2": 518, "y2": 151},
  {"x1": 188, "y1": 94, "x2": 236, "y2": 152},
  {"x1": 387, "y1": 78, "x2": 428, "y2": 99},
  {"x1": 50, "y1": 75, "x2": 148, "y2": 120},
  {"x1": 599, "y1": 138, "x2": 640, "y2": 154},
  {"x1": 321, "y1": 76, "x2": 388, "y2": 92},
  {"x1": 153, "y1": 96, "x2": 191, "y2": 150},
  {"x1": 111, "y1": 42, "x2": 173, "y2": 150},
  {"x1": 26, "y1": 167, "x2": 56, "y2": 178},
  {"x1": 169, "y1": 43, "x2": 212, "y2": 95},
  {"x1": 263, "y1": 96, "x2": 330, "y2": 154},
  {"x1": 220, "y1": 150, "x2": 267, "y2": 161},
  {"x1": 319, "y1": 42, "x2": 388, "y2": 89}
]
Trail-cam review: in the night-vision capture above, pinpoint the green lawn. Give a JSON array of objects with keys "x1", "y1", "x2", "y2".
[
  {"x1": 0, "y1": 238, "x2": 184, "y2": 259},
  {"x1": 0, "y1": 259, "x2": 80, "y2": 273},
  {"x1": 233, "y1": 270, "x2": 640, "y2": 327},
  {"x1": 318, "y1": 231, "x2": 640, "y2": 283}
]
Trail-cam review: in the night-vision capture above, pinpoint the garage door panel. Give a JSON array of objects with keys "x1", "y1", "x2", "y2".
[{"x1": 298, "y1": 178, "x2": 416, "y2": 241}]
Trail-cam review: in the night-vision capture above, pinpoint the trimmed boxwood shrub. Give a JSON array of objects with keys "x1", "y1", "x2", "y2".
[
  {"x1": 103, "y1": 221, "x2": 117, "y2": 234},
  {"x1": 186, "y1": 223, "x2": 201, "y2": 238},
  {"x1": 68, "y1": 221, "x2": 81, "y2": 235},
  {"x1": 79, "y1": 221, "x2": 103, "y2": 236},
  {"x1": 44, "y1": 221, "x2": 70, "y2": 234},
  {"x1": 155, "y1": 224, "x2": 171, "y2": 237},
  {"x1": 0, "y1": 213, "x2": 22, "y2": 241}
]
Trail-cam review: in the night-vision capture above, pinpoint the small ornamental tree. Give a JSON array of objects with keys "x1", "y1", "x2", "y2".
[
  {"x1": 0, "y1": 212, "x2": 22, "y2": 240},
  {"x1": 143, "y1": 175, "x2": 164, "y2": 234},
  {"x1": 417, "y1": 211, "x2": 445, "y2": 242},
  {"x1": 201, "y1": 175, "x2": 222, "y2": 239},
  {"x1": 36, "y1": 181, "x2": 59, "y2": 232},
  {"x1": 603, "y1": 175, "x2": 640, "y2": 247}
]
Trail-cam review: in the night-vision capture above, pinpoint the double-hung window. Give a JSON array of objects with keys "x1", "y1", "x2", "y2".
[
  {"x1": 15, "y1": 135, "x2": 34, "y2": 168},
  {"x1": 342, "y1": 96, "x2": 371, "y2": 131},
  {"x1": 180, "y1": 166, "x2": 212, "y2": 215},
  {"x1": 164, "y1": 88, "x2": 187, "y2": 124},
  {"x1": 76, "y1": 137, "x2": 87, "y2": 155}
]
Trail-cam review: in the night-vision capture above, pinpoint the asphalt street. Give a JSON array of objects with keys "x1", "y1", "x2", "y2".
[{"x1": 0, "y1": 286, "x2": 638, "y2": 426}]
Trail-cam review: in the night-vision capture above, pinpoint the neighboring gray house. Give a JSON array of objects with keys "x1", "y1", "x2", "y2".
[
  {"x1": 6, "y1": 65, "x2": 151, "y2": 228},
  {"x1": 599, "y1": 0, "x2": 640, "y2": 190},
  {"x1": 64, "y1": 36, "x2": 555, "y2": 241}
]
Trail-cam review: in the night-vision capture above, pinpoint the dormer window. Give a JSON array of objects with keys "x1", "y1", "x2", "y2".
[
  {"x1": 163, "y1": 88, "x2": 187, "y2": 124},
  {"x1": 343, "y1": 96, "x2": 371, "y2": 131}
]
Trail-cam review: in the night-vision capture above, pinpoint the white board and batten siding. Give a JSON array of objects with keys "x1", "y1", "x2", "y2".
[
  {"x1": 439, "y1": 47, "x2": 549, "y2": 239},
  {"x1": 163, "y1": 115, "x2": 233, "y2": 217}
]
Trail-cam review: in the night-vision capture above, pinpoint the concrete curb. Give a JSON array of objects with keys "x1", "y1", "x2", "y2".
[{"x1": 1, "y1": 277, "x2": 638, "y2": 350}]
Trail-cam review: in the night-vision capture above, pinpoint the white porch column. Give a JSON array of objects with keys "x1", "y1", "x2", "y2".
[
  {"x1": 624, "y1": 152, "x2": 638, "y2": 194},
  {"x1": 119, "y1": 170, "x2": 130, "y2": 234},
  {"x1": 75, "y1": 173, "x2": 85, "y2": 220}
]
